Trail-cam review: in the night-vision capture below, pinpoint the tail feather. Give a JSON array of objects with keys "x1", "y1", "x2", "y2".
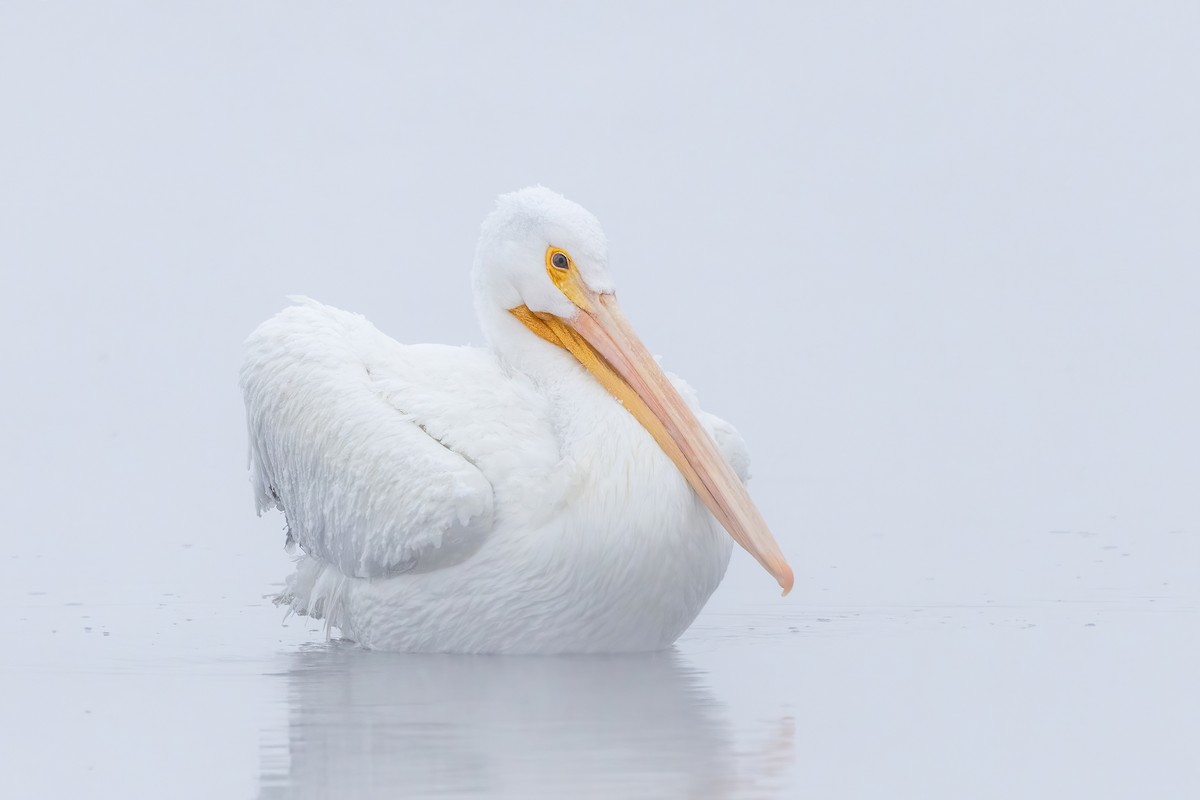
[{"x1": 274, "y1": 557, "x2": 352, "y2": 636}]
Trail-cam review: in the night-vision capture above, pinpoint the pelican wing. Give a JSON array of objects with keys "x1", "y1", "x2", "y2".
[{"x1": 241, "y1": 299, "x2": 523, "y2": 578}]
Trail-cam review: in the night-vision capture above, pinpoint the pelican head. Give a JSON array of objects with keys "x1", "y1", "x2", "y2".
[{"x1": 473, "y1": 186, "x2": 793, "y2": 595}]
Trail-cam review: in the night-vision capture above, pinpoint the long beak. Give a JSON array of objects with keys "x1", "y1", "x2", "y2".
[{"x1": 511, "y1": 290, "x2": 794, "y2": 595}]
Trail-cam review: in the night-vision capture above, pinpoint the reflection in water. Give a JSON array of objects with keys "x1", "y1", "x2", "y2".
[{"x1": 258, "y1": 644, "x2": 780, "y2": 799}]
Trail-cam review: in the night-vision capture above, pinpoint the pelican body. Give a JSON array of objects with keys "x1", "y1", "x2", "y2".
[{"x1": 241, "y1": 188, "x2": 791, "y2": 653}]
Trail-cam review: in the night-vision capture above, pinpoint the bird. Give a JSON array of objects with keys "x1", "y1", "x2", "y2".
[{"x1": 240, "y1": 187, "x2": 792, "y2": 653}]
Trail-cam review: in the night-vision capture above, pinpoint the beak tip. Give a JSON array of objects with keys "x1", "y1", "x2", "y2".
[{"x1": 777, "y1": 563, "x2": 795, "y2": 597}]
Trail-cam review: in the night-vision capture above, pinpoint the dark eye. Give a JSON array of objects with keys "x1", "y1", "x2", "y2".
[{"x1": 551, "y1": 252, "x2": 570, "y2": 271}]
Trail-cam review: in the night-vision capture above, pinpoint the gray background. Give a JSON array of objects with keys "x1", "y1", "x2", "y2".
[{"x1": 1, "y1": 2, "x2": 1196, "y2": 798}]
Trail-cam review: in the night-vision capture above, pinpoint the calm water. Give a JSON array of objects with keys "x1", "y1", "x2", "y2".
[{"x1": 2, "y1": 527, "x2": 1195, "y2": 799}]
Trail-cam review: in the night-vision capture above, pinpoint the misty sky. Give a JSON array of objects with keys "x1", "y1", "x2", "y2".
[{"x1": 1, "y1": 1, "x2": 1196, "y2": 598}]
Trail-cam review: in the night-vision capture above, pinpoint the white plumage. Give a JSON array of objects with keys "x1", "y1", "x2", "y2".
[{"x1": 241, "y1": 187, "x2": 787, "y2": 653}]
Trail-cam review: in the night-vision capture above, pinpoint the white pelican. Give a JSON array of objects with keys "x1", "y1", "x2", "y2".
[{"x1": 241, "y1": 187, "x2": 792, "y2": 653}]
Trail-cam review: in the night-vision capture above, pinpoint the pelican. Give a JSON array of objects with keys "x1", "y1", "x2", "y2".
[{"x1": 241, "y1": 187, "x2": 792, "y2": 653}]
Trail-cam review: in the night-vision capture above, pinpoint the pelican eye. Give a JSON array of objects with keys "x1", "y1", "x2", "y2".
[{"x1": 550, "y1": 251, "x2": 570, "y2": 271}]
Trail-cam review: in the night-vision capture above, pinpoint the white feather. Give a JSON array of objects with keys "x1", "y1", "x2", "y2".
[{"x1": 240, "y1": 188, "x2": 757, "y2": 653}]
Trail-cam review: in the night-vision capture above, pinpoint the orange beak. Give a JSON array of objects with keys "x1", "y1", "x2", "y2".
[{"x1": 511, "y1": 276, "x2": 793, "y2": 595}]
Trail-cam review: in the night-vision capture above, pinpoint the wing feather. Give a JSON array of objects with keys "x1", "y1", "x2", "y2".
[{"x1": 241, "y1": 299, "x2": 497, "y2": 578}]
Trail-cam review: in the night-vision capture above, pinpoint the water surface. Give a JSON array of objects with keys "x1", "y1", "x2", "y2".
[{"x1": 3, "y1": 528, "x2": 1194, "y2": 798}]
